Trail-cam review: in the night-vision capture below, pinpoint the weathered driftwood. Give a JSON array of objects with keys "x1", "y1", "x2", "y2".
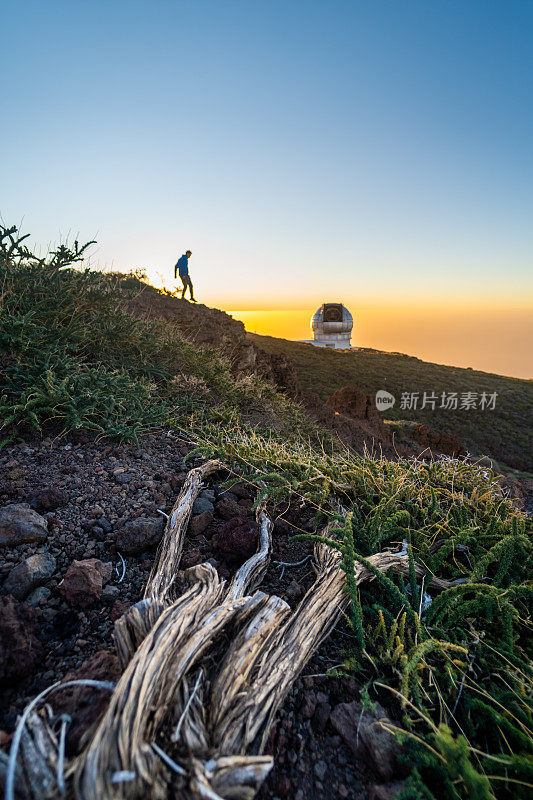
[{"x1": 13, "y1": 460, "x2": 456, "y2": 800}]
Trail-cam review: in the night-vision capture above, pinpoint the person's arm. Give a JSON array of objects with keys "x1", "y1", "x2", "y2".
[{"x1": 174, "y1": 261, "x2": 178, "y2": 279}]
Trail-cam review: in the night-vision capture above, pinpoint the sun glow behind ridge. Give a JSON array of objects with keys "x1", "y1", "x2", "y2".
[{"x1": 227, "y1": 307, "x2": 533, "y2": 380}]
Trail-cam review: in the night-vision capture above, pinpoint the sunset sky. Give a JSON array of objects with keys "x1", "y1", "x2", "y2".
[{"x1": 3, "y1": 1, "x2": 532, "y2": 378}]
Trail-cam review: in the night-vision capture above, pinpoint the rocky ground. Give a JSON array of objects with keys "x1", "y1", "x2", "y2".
[{"x1": 0, "y1": 431, "x2": 404, "y2": 800}]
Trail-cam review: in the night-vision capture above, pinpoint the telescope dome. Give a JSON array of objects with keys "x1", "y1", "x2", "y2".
[{"x1": 310, "y1": 303, "x2": 353, "y2": 349}]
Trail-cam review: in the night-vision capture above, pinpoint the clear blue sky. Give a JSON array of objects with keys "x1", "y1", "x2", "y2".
[{"x1": 3, "y1": 0, "x2": 532, "y2": 311}]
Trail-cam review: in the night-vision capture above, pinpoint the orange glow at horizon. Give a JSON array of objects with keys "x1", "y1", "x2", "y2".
[{"x1": 226, "y1": 307, "x2": 533, "y2": 380}]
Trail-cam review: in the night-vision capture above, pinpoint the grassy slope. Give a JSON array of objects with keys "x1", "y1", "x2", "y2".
[{"x1": 248, "y1": 333, "x2": 533, "y2": 472}]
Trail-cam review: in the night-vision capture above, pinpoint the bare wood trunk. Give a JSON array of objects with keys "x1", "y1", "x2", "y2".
[{"x1": 12, "y1": 461, "x2": 455, "y2": 800}]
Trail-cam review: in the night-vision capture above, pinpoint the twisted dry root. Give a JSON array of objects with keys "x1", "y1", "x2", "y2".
[{"x1": 13, "y1": 460, "x2": 454, "y2": 800}]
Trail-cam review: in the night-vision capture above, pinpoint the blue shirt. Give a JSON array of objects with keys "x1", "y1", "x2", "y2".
[{"x1": 176, "y1": 254, "x2": 189, "y2": 276}]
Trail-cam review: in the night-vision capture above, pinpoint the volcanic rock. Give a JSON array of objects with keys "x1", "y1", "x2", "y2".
[
  {"x1": 60, "y1": 559, "x2": 113, "y2": 607},
  {"x1": 192, "y1": 496, "x2": 214, "y2": 515},
  {"x1": 0, "y1": 595, "x2": 44, "y2": 684},
  {"x1": 0, "y1": 504, "x2": 48, "y2": 547},
  {"x1": 188, "y1": 510, "x2": 213, "y2": 537},
  {"x1": 53, "y1": 650, "x2": 121, "y2": 754},
  {"x1": 326, "y1": 386, "x2": 384, "y2": 426},
  {"x1": 181, "y1": 548, "x2": 203, "y2": 569},
  {"x1": 411, "y1": 424, "x2": 465, "y2": 458},
  {"x1": 27, "y1": 487, "x2": 68, "y2": 511},
  {"x1": 215, "y1": 497, "x2": 245, "y2": 521},
  {"x1": 114, "y1": 516, "x2": 165, "y2": 554},
  {"x1": 215, "y1": 517, "x2": 258, "y2": 563},
  {"x1": 26, "y1": 586, "x2": 52, "y2": 606},
  {"x1": 3, "y1": 551, "x2": 56, "y2": 600},
  {"x1": 330, "y1": 700, "x2": 400, "y2": 781}
]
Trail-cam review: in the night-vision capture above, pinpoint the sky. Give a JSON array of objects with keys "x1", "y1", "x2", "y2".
[{"x1": 3, "y1": 1, "x2": 532, "y2": 377}]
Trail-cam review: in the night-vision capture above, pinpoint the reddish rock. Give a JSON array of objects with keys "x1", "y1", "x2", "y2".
[
  {"x1": 0, "y1": 729, "x2": 11, "y2": 748},
  {"x1": 0, "y1": 595, "x2": 44, "y2": 684},
  {"x1": 304, "y1": 388, "x2": 392, "y2": 455},
  {"x1": 411, "y1": 424, "x2": 465, "y2": 458},
  {"x1": 215, "y1": 517, "x2": 258, "y2": 563},
  {"x1": 60, "y1": 559, "x2": 113, "y2": 607},
  {"x1": 188, "y1": 510, "x2": 213, "y2": 537},
  {"x1": 170, "y1": 472, "x2": 187, "y2": 491},
  {"x1": 27, "y1": 487, "x2": 68, "y2": 511},
  {"x1": 226, "y1": 482, "x2": 254, "y2": 499},
  {"x1": 275, "y1": 774, "x2": 292, "y2": 797},
  {"x1": 110, "y1": 600, "x2": 132, "y2": 622},
  {"x1": 326, "y1": 386, "x2": 383, "y2": 425},
  {"x1": 53, "y1": 650, "x2": 121, "y2": 754},
  {"x1": 300, "y1": 690, "x2": 317, "y2": 719},
  {"x1": 215, "y1": 497, "x2": 247, "y2": 521},
  {"x1": 181, "y1": 548, "x2": 202, "y2": 569}
]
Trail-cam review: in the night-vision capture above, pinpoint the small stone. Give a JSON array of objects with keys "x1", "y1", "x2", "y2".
[
  {"x1": 214, "y1": 497, "x2": 243, "y2": 520},
  {"x1": 27, "y1": 488, "x2": 68, "y2": 511},
  {"x1": 26, "y1": 586, "x2": 52, "y2": 606},
  {"x1": 286, "y1": 580, "x2": 304, "y2": 602},
  {"x1": 115, "y1": 472, "x2": 136, "y2": 485},
  {"x1": 60, "y1": 559, "x2": 112, "y2": 607},
  {"x1": 111, "y1": 600, "x2": 131, "y2": 621},
  {"x1": 313, "y1": 702, "x2": 331, "y2": 732},
  {"x1": 92, "y1": 526, "x2": 105, "y2": 541},
  {"x1": 275, "y1": 775, "x2": 292, "y2": 797},
  {"x1": 99, "y1": 517, "x2": 113, "y2": 533},
  {"x1": 215, "y1": 517, "x2": 258, "y2": 563},
  {"x1": 200, "y1": 489, "x2": 215, "y2": 502},
  {"x1": 300, "y1": 690, "x2": 317, "y2": 719},
  {"x1": 0, "y1": 504, "x2": 48, "y2": 547},
  {"x1": 115, "y1": 516, "x2": 165, "y2": 554},
  {"x1": 192, "y1": 497, "x2": 214, "y2": 515},
  {"x1": 3, "y1": 551, "x2": 57, "y2": 600},
  {"x1": 101, "y1": 584, "x2": 120, "y2": 599},
  {"x1": 188, "y1": 510, "x2": 213, "y2": 537},
  {"x1": 0, "y1": 730, "x2": 11, "y2": 747},
  {"x1": 181, "y1": 548, "x2": 202, "y2": 569},
  {"x1": 314, "y1": 760, "x2": 327, "y2": 781},
  {"x1": 216, "y1": 489, "x2": 238, "y2": 502}
]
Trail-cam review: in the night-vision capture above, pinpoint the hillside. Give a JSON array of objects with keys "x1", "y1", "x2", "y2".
[
  {"x1": 0, "y1": 226, "x2": 531, "y2": 800},
  {"x1": 248, "y1": 333, "x2": 533, "y2": 473}
]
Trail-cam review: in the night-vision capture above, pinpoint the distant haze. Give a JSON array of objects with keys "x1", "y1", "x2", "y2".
[{"x1": 228, "y1": 307, "x2": 533, "y2": 380}]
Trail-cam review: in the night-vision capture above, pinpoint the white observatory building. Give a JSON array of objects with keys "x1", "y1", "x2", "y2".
[{"x1": 301, "y1": 303, "x2": 354, "y2": 349}]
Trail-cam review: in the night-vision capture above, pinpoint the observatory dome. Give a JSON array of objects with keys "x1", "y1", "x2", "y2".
[{"x1": 310, "y1": 303, "x2": 353, "y2": 349}]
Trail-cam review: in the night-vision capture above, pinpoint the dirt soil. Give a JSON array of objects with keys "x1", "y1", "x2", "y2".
[{"x1": 0, "y1": 431, "x2": 403, "y2": 800}]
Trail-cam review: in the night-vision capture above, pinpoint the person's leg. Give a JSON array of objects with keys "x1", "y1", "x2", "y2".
[
  {"x1": 180, "y1": 275, "x2": 187, "y2": 298},
  {"x1": 187, "y1": 276, "x2": 196, "y2": 301}
]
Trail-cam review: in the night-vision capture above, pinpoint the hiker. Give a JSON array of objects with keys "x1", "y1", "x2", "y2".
[{"x1": 174, "y1": 250, "x2": 196, "y2": 301}]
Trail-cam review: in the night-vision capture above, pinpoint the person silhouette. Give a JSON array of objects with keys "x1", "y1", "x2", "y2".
[{"x1": 174, "y1": 250, "x2": 196, "y2": 301}]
